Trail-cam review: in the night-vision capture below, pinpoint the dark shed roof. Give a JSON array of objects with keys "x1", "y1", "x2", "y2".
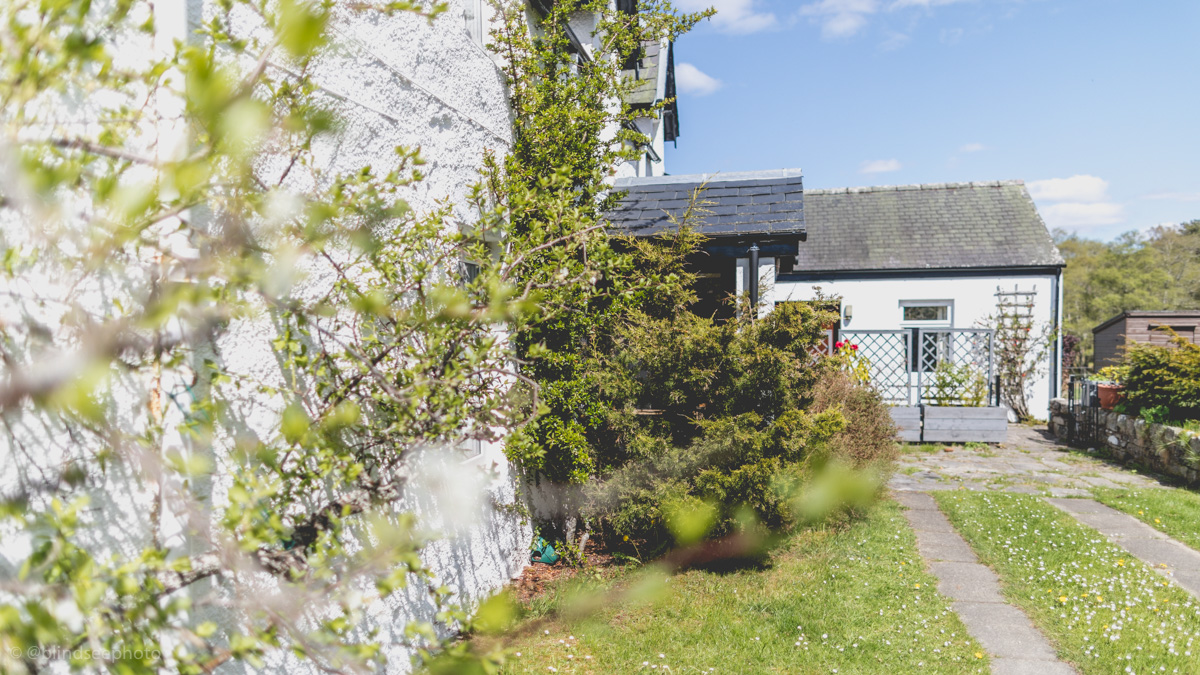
[
  {"x1": 608, "y1": 169, "x2": 805, "y2": 239},
  {"x1": 798, "y1": 181, "x2": 1064, "y2": 272},
  {"x1": 1092, "y1": 310, "x2": 1200, "y2": 334}
]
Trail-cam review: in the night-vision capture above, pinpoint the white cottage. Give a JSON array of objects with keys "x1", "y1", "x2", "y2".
[{"x1": 610, "y1": 174, "x2": 1065, "y2": 421}]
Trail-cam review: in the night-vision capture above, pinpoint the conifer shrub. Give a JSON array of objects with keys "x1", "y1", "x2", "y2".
[{"x1": 1123, "y1": 333, "x2": 1200, "y2": 422}]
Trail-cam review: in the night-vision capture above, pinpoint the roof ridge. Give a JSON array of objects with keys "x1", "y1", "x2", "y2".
[
  {"x1": 614, "y1": 168, "x2": 803, "y2": 187},
  {"x1": 806, "y1": 179, "x2": 1025, "y2": 195}
]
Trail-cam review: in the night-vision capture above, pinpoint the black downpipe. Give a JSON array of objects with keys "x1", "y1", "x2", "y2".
[{"x1": 748, "y1": 243, "x2": 760, "y2": 317}]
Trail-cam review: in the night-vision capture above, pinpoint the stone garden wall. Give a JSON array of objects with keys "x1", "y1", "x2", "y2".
[{"x1": 1049, "y1": 398, "x2": 1200, "y2": 485}]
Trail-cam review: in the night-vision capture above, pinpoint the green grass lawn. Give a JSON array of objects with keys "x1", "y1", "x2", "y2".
[
  {"x1": 935, "y1": 490, "x2": 1200, "y2": 674},
  {"x1": 497, "y1": 501, "x2": 987, "y2": 674},
  {"x1": 1091, "y1": 486, "x2": 1200, "y2": 552}
]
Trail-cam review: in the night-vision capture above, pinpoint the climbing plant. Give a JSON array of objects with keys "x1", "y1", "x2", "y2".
[
  {"x1": 490, "y1": 0, "x2": 712, "y2": 484},
  {"x1": 989, "y1": 287, "x2": 1055, "y2": 420},
  {"x1": 0, "y1": 0, "x2": 684, "y2": 671}
]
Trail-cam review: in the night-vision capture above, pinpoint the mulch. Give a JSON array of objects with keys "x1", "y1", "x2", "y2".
[{"x1": 511, "y1": 536, "x2": 621, "y2": 605}]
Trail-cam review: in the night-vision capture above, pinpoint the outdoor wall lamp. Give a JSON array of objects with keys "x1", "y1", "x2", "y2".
[{"x1": 843, "y1": 304, "x2": 853, "y2": 325}]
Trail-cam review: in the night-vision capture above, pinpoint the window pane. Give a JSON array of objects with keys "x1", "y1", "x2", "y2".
[{"x1": 903, "y1": 305, "x2": 948, "y2": 321}]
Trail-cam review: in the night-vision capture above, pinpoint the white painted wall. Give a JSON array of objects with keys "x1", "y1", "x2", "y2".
[
  {"x1": 1, "y1": 1, "x2": 674, "y2": 671},
  {"x1": 0, "y1": 2, "x2": 542, "y2": 673},
  {"x1": 773, "y1": 273, "x2": 1062, "y2": 420}
]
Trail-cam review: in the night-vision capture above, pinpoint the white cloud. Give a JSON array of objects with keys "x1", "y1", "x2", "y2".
[
  {"x1": 1040, "y1": 202, "x2": 1125, "y2": 228},
  {"x1": 939, "y1": 27, "x2": 964, "y2": 44},
  {"x1": 889, "y1": 0, "x2": 972, "y2": 9},
  {"x1": 959, "y1": 142, "x2": 985, "y2": 152},
  {"x1": 1028, "y1": 175, "x2": 1124, "y2": 229},
  {"x1": 878, "y1": 31, "x2": 910, "y2": 51},
  {"x1": 675, "y1": 62, "x2": 723, "y2": 96},
  {"x1": 1027, "y1": 175, "x2": 1110, "y2": 203},
  {"x1": 1143, "y1": 191, "x2": 1200, "y2": 202},
  {"x1": 860, "y1": 158, "x2": 902, "y2": 173},
  {"x1": 676, "y1": 0, "x2": 777, "y2": 34},
  {"x1": 798, "y1": 0, "x2": 880, "y2": 39},
  {"x1": 798, "y1": 0, "x2": 972, "y2": 41}
]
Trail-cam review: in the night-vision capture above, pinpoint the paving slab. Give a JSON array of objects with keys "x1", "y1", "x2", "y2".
[
  {"x1": 904, "y1": 508, "x2": 958, "y2": 534},
  {"x1": 914, "y1": 530, "x2": 979, "y2": 562},
  {"x1": 1062, "y1": 512, "x2": 1170, "y2": 540},
  {"x1": 893, "y1": 490, "x2": 938, "y2": 511},
  {"x1": 1045, "y1": 498, "x2": 1115, "y2": 515},
  {"x1": 931, "y1": 562, "x2": 1005, "y2": 603},
  {"x1": 991, "y1": 658, "x2": 1078, "y2": 675},
  {"x1": 1046, "y1": 487, "x2": 1091, "y2": 498},
  {"x1": 1117, "y1": 538, "x2": 1200, "y2": 570},
  {"x1": 951, "y1": 602, "x2": 1059, "y2": 661},
  {"x1": 1172, "y1": 569, "x2": 1200, "y2": 597}
]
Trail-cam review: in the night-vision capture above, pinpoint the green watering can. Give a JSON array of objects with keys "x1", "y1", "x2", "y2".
[{"x1": 531, "y1": 537, "x2": 559, "y2": 564}]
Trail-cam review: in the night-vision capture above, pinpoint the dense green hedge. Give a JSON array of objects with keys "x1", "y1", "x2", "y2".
[
  {"x1": 509, "y1": 228, "x2": 896, "y2": 552},
  {"x1": 1123, "y1": 333, "x2": 1200, "y2": 422}
]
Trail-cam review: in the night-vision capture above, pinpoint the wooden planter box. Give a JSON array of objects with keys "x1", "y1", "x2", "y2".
[
  {"x1": 889, "y1": 406, "x2": 922, "y2": 442},
  {"x1": 921, "y1": 406, "x2": 1008, "y2": 443}
]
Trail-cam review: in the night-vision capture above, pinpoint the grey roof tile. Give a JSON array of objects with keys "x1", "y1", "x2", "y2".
[
  {"x1": 798, "y1": 181, "x2": 1064, "y2": 271},
  {"x1": 609, "y1": 169, "x2": 805, "y2": 238}
]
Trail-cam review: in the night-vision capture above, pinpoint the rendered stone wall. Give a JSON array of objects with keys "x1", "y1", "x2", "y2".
[
  {"x1": 0, "y1": 3, "x2": 532, "y2": 674},
  {"x1": 1049, "y1": 398, "x2": 1200, "y2": 485}
]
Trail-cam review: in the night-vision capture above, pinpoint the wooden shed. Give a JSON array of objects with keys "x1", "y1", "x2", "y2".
[{"x1": 1092, "y1": 310, "x2": 1200, "y2": 368}]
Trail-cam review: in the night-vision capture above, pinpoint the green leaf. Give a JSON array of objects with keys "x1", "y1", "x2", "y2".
[{"x1": 281, "y1": 403, "x2": 310, "y2": 445}]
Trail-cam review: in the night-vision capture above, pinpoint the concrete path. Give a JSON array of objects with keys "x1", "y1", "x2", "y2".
[
  {"x1": 1047, "y1": 498, "x2": 1200, "y2": 599},
  {"x1": 896, "y1": 491, "x2": 1076, "y2": 675},
  {"x1": 890, "y1": 425, "x2": 1160, "y2": 497}
]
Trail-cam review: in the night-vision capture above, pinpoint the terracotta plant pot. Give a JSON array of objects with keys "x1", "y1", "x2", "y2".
[{"x1": 1097, "y1": 383, "x2": 1123, "y2": 410}]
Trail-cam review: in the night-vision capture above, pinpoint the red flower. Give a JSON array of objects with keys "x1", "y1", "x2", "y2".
[
  {"x1": 835, "y1": 341, "x2": 845, "y2": 349},
  {"x1": 850, "y1": 344, "x2": 859, "y2": 351}
]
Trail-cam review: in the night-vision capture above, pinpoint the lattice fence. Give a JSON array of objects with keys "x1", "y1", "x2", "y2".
[
  {"x1": 840, "y1": 330, "x2": 912, "y2": 404},
  {"x1": 916, "y1": 328, "x2": 995, "y2": 406}
]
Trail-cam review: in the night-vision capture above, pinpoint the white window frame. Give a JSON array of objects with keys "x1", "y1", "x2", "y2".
[
  {"x1": 461, "y1": 0, "x2": 483, "y2": 46},
  {"x1": 899, "y1": 299, "x2": 954, "y2": 327}
]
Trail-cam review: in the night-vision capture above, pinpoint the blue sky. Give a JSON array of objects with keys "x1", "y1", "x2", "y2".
[{"x1": 665, "y1": 0, "x2": 1200, "y2": 241}]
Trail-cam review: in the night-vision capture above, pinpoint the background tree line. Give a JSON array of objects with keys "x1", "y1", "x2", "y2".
[{"x1": 1056, "y1": 220, "x2": 1200, "y2": 368}]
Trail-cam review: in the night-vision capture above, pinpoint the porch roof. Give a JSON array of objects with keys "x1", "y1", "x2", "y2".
[{"x1": 606, "y1": 169, "x2": 805, "y2": 243}]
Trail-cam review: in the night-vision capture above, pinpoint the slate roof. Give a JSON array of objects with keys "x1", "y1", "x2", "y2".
[
  {"x1": 608, "y1": 169, "x2": 805, "y2": 238},
  {"x1": 624, "y1": 41, "x2": 662, "y2": 107},
  {"x1": 798, "y1": 181, "x2": 1063, "y2": 272}
]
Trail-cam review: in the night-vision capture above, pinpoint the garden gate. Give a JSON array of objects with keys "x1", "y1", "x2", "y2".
[{"x1": 1065, "y1": 375, "x2": 1104, "y2": 446}]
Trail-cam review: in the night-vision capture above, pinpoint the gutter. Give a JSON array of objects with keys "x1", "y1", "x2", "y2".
[{"x1": 777, "y1": 264, "x2": 1066, "y2": 282}]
